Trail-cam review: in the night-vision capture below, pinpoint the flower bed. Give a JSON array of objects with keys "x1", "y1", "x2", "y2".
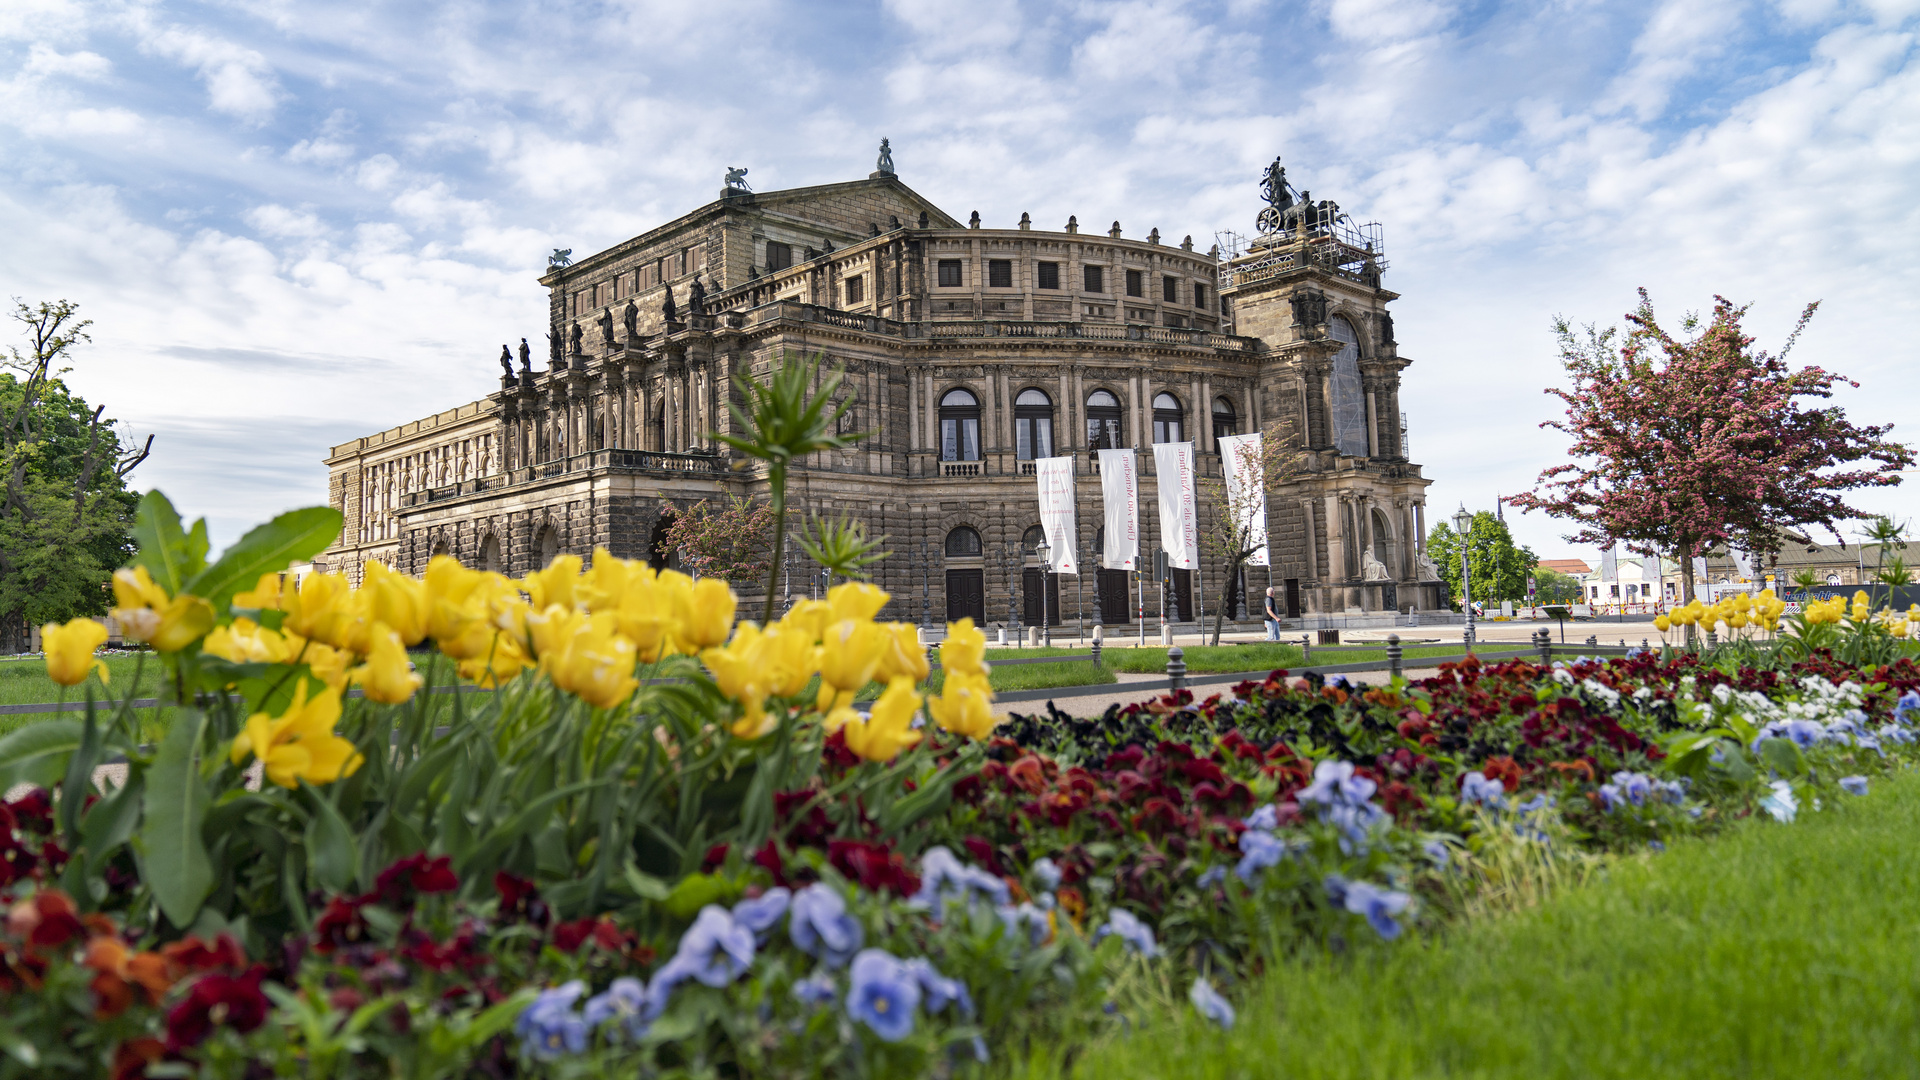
[{"x1": 9, "y1": 480, "x2": 1920, "y2": 1077}]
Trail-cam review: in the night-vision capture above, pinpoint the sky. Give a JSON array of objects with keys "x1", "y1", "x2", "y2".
[{"x1": 1, "y1": 0, "x2": 1917, "y2": 563}]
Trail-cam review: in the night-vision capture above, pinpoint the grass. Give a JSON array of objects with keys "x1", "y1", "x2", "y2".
[
  {"x1": 0, "y1": 653, "x2": 177, "y2": 740},
  {"x1": 1057, "y1": 769, "x2": 1920, "y2": 1080}
]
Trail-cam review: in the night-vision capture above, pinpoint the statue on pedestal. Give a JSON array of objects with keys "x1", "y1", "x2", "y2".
[
  {"x1": 519, "y1": 337, "x2": 532, "y2": 376},
  {"x1": 623, "y1": 300, "x2": 638, "y2": 342},
  {"x1": 688, "y1": 275, "x2": 707, "y2": 316},
  {"x1": 724, "y1": 166, "x2": 751, "y2": 193},
  {"x1": 662, "y1": 285, "x2": 679, "y2": 324},
  {"x1": 875, "y1": 138, "x2": 894, "y2": 176},
  {"x1": 1362, "y1": 552, "x2": 1393, "y2": 582},
  {"x1": 499, "y1": 345, "x2": 515, "y2": 382},
  {"x1": 568, "y1": 321, "x2": 583, "y2": 359},
  {"x1": 597, "y1": 306, "x2": 615, "y2": 347}
]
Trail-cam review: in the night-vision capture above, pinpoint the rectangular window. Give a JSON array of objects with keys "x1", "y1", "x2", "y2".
[
  {"x1": 1016, "y1": 416, "x2": 1054, "y2": 460},
  {"x1": 940, "y1": 418, "x2": 980, "y2": 461},
  {"x1": 765, "y1": 241, "x2": 792, "y2": 272},
  {"x1": 1193, "y1": 283, "x2": 1207, "y2": 310},
  {"x1": 988, "y1": 259, "x2": 1013, "y2": 288},
  {"x1": 1126, "y1": 269, "x2": 1143, "y2": 297},
  {"x1": 1036, "y1": 261, "x2": 1060, "y2": 290},
  {"x1": 938, "y1": 259, "x2": 963, "y2": 287},
  {"x1": 1162, "y1": 276, "x2": 1179, "y2": 303},
  {"x1": 844, "y1": 274, "x2": 865, "y2": 304},
  {"x1": 1083, "y1": 265, "x2": 1104, "y2": 293}
]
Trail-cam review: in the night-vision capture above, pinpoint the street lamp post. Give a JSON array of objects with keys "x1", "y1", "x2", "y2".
[
  {"x1": 1452, "y1": 504, "x2": 1476, "y2": 650},
  {"x1": 1036, "y1": 539, "x2": 1053, "y2": 648}
]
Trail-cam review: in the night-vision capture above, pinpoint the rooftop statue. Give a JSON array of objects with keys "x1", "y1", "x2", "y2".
[
  {"x1": 663, "y1": 284, "x2": 679, "y2": 324},
  {"x1": 549, "y1": 248, "x2": 572, "y2": 268},
  {"x1": 623, "y1": 300, "x2": 638, "y2": 341},
  {"x1": 688, "y1": 275, "x2": 707, "y2": 316},
  {"x1": 724, "y1": 166, "x2": 751, "y2": 192},
  {"x1": 499, "y1": 345, "x2": 515, "y2": 382},
  {"x1": 518, "y1": 337, "x2": 531, "y2": 375},
  {"x1": 875, "y1": 138, "x2": 894, "y2": 176},
  {"x1": 598, "y1": 306, "x2": 615, "y2": 346},
  {"x1": 568, "y1": 321, "x2": 583, "y2": 358}
]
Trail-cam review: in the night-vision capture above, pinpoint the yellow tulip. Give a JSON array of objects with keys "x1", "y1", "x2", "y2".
[
  {"x1": 755, "y1": 624, "x2": 819, "y2": 698},
  {"x1": 875, "y1": 622, "x2": 930, "y2": 683},
  {"x1": 229, "y1": 682, "x2": 363, "y2": 789},
  {"x1": 232, "y1": 572, "x2": 284, "y2": 610},
  {"x1": 1729, "y1": 612, "x2": 1749, "y2": 629},
  {"x1": 841, "y1": 677, "x2": 923, "y2": 762},
  {"x1": 612, "y1": 570, "x2": 677, "y2": 663},
  {"x1": 282, "y1": 572, "x2": 363, "y2": 651},
  {"x1": 109, "y1": 566, "x2": 215, "y2": 653},
  {"x1": 781, "y1": 599, "x2": 834, "y2": 643},
  {"x1": 818, "y1": 618, "x2": 884, "y2": 702},
  {"x1": 683, "y1": 578, "x2": 737, "y2": 650},
  {"x1": 541, "y1": 610, "x2": 638, "y2": 709},
  {"x1": 298, "y1": 638, "x2": 355, "y2": 691},
  {"x1": 653, "y1": 570, "x2": 697, "y2": 653},
  {"x1": 42, "y1": 618, "x2": 108, "y2": 687},
  {"x1": 204, "y1": 618, "x2": 295, "y2": 665},
  {"x1": 456, "y1": 633, "x2": 531, "y2": 688},
  {"x1": 363, "y1": 562, "x2": 430, "y2": 645},
  {"x1": 1653, "y1": 615, "x2": 1671, "y2": 633},
  {"x1": 928, "y1": 670, "x2": 997, "y2": 740},
  {"x1": 730, "y1": 693, "x2": 777, "y2": 740},
  {"x1": 1894, "y1": 620, "x2": 1911, "y2": 639},
  {"x1": 939, "y1": 618, "x2": 990, "y2": 677},
  {"x1": 526, "y1": 555, "x2": 583, "y2": 612},
  {"x1": 352, "y1": 622, "x2": 423, "y2": 704},
  {"x1": 578, "y1": 548, "x2": 637, "y2": 612},
  {"x1": 701, "y1": 622, "x2": 763, "y2": 701},
  {"x1": 828, "y1": 581, "x2": 890, "y2": 623}
]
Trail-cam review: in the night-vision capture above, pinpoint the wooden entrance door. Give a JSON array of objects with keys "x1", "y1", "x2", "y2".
[
  {"x1": 1166, "y1": 568, "x2": 1193, "y2": 622},
  {"x1": 945, "y1": 569, "x2": 985, "y2": 624},
  {"x1": 1096, "y1": 569, "x2": 1132, "y2": 624},
  {"x1": 1022, "y1": 568, "x2": 1062, "y2": 625}
]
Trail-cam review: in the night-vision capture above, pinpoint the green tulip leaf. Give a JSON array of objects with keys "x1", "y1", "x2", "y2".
[
  {"x1": 0, "y1": 720, "x2": 83, "y2": 790},
  {"x1": 141, "y1": 711, "x2": 213, "y2": 928},
  {"x1": 131, "y1": 490, "x2": 195, "y2": 595},
  {"x1": 187, "y1": 506, "x2": 344, "y2": 611},
  {"x1": 305, "y1": 785, "x2": 360, "y2": 895}
]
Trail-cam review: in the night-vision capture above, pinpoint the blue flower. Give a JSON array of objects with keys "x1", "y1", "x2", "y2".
[
  {"x1": 732, "y1": 887, "x2": 791, "y2": 937},
  {"x1": 1761, "y1": 779, "x2": 1798, "y2": 823},
  {"x1": 1784, "y1": 719, "x2": 1824, "y2": 748},
  {"x1": 1459, "y1": 771, "x2": 1508, "y2": 809},
  {"x1": 1647, "y1": 840, "x2": 1666, "y2": 852},
  {"x1": 1297, "y1": 759, "x2": 1375, "y2": 808},
  {"x1": 1328, "y1": 801, "x2": 1388, "y2": 854},
  {"x1": 516, "y1": 981, "x2": 589, "y2": 1058},
  {"x1": 912, "y1": 846, "x2": 1010, "y2": 910},
  {"x1": 582, "y1": 977, "x2": 653, "y2": 1040},
  {"x1": 1599, "y1": 771, "x2": 1654, "y2": 813},
  {"x1": 1196, "y1": 865, "x2": 1227, "y2": 888},
  {"x1": 1515, "y1": 793, "x2": 1554, "y2": 815},
  {"x1": 1242, "y1": 803, "x2": 1279, "y2": 831},
  {"x1": 902, "y1": 957, "x2": 973, "y2": 1016},
  {"x1": 1895, "y1": 689, "x2": 1920, "y2": 724},
  {"x1": 790, "y1": 884, "x2": 864, "y2": 967},
  {"x1": 1323, "y1": 873, "x2": 1350, "y2": 907},
  {"x1": 1422, "y1": 838, "x2": 1451, "y2": 867},
  {"x1": 1839, "y1": 775, "x2": 1869, "y2": 796},
  {"x1": 1030, "y1": 857, "x2": 1062, "y2": 892},
  {"x1": 997, "y1": 902, "x2": 1051, "y2": 945},
  {"x1": 1877, "y1": 723, "x2": 1914, "y2": 745},
  {"x1": 1188, "y1": 977, "x2": 1235, "y2": 1030},
  {"x1": 1340, "y1": 880, "x2": 1412, "y2": 940},
  {"x1": 846, "y1": 949, "x2": 920, "y2": 1042},
  {"x1": 791, "y1": 971, "x2": 838, "y2": 1009},
  {"x1": 1094, "y1": 908, "x2": 1160, "y2": 958},
  {"x1": 1235, "y1": 829, "x2": 1286, "y2": 882},
  {"x1": 656, "y1": 906, "x2": 755, "y2": 991}
]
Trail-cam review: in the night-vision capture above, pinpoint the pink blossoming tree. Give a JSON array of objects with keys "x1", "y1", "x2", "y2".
[{"x1": 1509, "y1": 290, "x2": 1912, "y2": 615}]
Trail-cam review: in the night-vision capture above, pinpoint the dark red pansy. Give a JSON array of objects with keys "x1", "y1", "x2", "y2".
[
  {"x1": 164, "y1": 966, "x2": 270, "y2": 1051},
  {"x1": 827, "y1": 839, "x2": 921, "y2": 896}
]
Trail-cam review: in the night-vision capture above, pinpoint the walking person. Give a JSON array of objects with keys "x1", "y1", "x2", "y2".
[{"x1": 1264, "y1": 586, "x2": 1282, "y2": 641}]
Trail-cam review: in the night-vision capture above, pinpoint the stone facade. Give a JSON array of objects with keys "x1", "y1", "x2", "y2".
[{"x1": 319, "y1": 167, "x2": 1443, "y2": 624}]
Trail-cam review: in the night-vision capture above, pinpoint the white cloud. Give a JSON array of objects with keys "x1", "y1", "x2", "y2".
[
  {"x1": 23, "y1": 42, "x2": 112, "y2": 80},
  {"x1": 137, "y1": 24, "x2": 284, "y2": 122},
  {"x1": 1324, "y1": 0, "x2": 1455, "y2": 42}
]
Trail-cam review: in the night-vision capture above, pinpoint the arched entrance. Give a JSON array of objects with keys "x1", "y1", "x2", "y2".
[
  {"x1": 943, "y1": 526, "x2": 985, "y2": 624},
  {"x1": 648, "y1": 512, "x2": 677, "y2": 571}
]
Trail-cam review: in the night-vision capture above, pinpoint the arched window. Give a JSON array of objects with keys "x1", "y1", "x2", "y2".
[
  {"x1": 1022, "y1": 525, "x2": 1047, "y2": 556},
  {"x1": 1014, "y1": 388, "x2": 1054, "y2": 460},
  {"x1": 940, "y1": 388, "x2": 980, "y2": 462},
  {"x1": 479, "y1": 534, "x2": 502, "y2": 573},
  {"x1": 1212, "y1": 396, "x2": 1238, "y2": 455},
  {"x1": 1826, "y1": 573, "x2": 1841, "y2": 586},
  {"x1": 538, "y1": 525, "x2": 562, "y2": 569},
  {"x1": 1153, "y1": 392, "x2": 1183, "y2": 444},
  {"x1": 1086, "y1": 390, "x2": 1123, "y2": 450},
  {"x1": 945, "y1": 526, "x2": 982, "y2": 557},
  {"x1": 1329, "y1": 316, "x2": 1367, "y2": 456},
  {"x1": 1371, "y1": 508, "x2": 1392, "y2": 570}
]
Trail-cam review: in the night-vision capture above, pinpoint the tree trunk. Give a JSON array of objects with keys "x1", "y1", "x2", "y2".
[
  {"x1": 1678, "y1": 537, "x2": 1697, "y2": 648},
  {"x1": 1212, "y1": 555, "x2": 1244, "y2": 647}
]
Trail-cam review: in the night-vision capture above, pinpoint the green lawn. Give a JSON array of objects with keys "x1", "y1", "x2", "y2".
[
  {"x1": 1058, "y1": 770, "x2": 1920, "y2": 1080},
  {"x1": 0, "y1": 653, "x2": 177, "y2": 739}
]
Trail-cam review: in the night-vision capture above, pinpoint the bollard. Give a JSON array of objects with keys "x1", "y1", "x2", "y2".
[
  {"x1": 1302, "y1": 634, "x2": 1312, "y2": 665},
  {"x1": 1536, "y1": 629, "x2": 1552, "y2": 666},
  {"x1": 1387, "y1": 633, "x2": 1402, "y2": 680},
  {"x1": 997, "y1": 626, "x2": 1007, "y2": 645},
  {"x1": 1706, "y1": 630, "x2": 1718, "y2": 649},
  {"x1": 1090, "y1": 639, "x2": 1102, "y2": 666},
  {"x1": 1166, "y1": 646, "x2": 1187, "y2": 691},
  {"x1": 1641, "y1": 638, "x2": 1649, "y2": 651},
  {"x1": 927, "y1": 643, "x2": 940, "y2": 670},
  {"x1": 1586, "y1": 634, "x2": 1598, "y2": 647}
]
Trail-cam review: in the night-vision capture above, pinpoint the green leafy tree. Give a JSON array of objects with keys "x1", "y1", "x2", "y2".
[
  {"x1": 0, "y1": 300, "x2": 150, "y2": 650},
  {"x1": 1533, "y1": 567, "x2": 1584, "y2": 604},
  {"x1": 1427, "y1": 512, "x2": 1539, "y2": 608}
]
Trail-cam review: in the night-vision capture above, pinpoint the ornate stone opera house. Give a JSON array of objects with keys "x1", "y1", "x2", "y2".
[{"x1": 320, "y1": 152, "x2": 1443, "y2": 627}]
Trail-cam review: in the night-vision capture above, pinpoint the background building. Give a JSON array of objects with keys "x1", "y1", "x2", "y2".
[{"x1": 318, "y1": 149, "x2": 1444, "y2": 627}]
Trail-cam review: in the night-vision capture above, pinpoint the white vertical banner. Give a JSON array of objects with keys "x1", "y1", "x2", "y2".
[
  {"x1": 1218, "y1": 432, "x2": 1269, "y2": 567},
  {"x1": 1152, "y1": 441, "x2": 1200, "y2": 570},
  {"x1": 1035, "y1": 456, "x2": 1079, "y2": 574},
  {"x1": 1098, "y1": 448, "x2": 1140, "y2": 571},
  {"x1": 1599, "y1": 543, "x2": 1619, "y2": 585},
  {"x1": 1730, "y1": 549, "x2": 1752, "y2": 580},
  {"x1": 1691, "y1": 556, "x2": 1709, "y2": 596}
]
